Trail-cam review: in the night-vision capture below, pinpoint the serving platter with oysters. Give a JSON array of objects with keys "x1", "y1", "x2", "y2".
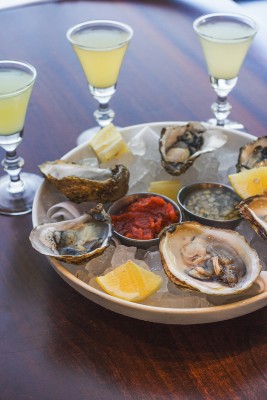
[{"x1": 30, "y1": 121, "x2": 267, "y2": 324}]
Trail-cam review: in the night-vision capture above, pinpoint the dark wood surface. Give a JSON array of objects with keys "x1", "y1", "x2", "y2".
[{"x1": 1, "y1": 1, "x2": 267, "y2": 399}]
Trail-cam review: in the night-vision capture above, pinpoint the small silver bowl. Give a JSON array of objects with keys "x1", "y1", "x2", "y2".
[
  {"x1": 108, "y1": 192, "x2": 182, "y2": 249},
  {"x1": 177, "y1": 182, "x2": 242, "y2": 229}
]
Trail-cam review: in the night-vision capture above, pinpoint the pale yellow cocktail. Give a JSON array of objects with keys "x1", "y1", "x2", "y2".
[
  {"x1": 0, "y1": 68, "x2": 34, "y2": 135},
  {"x1": 71, "y1": 28, "x2": 131, "y2": 88},
  {"x1": 197, "y1": 20, "x2": 256, "y2": 80},
  {"x1": 193, "y1": 13, "x2": 257, "y2": 128},
  {"x1": 0, "y1": 60, "x2": 39, "y2": 216},
  {"x1": 67, "y1": 20, "x2": 133, "y2": 144}
]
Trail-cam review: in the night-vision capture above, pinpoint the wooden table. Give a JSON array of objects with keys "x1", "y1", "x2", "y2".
[{"x1": 1, "y1": 1, "x2": 267, "y2": 399}]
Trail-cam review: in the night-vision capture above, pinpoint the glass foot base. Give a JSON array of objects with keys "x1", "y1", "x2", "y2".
[
  {"x1": 0, "y1": 172, "x2": 42, "y2": 216},
  {"x1": 207, "y1": 118, "x2": 245, "y2": 131}
]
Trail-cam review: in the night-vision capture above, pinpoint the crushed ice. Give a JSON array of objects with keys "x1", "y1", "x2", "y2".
[{"x1": 45, "y1": 124, "x2": 266, "y2": 308}]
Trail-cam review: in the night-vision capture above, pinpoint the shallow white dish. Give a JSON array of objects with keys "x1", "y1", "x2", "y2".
[{"x1": 32, "y1": 121, "x2": 267, "y2": 324}]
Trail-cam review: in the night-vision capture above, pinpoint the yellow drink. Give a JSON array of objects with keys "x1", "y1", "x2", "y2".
[
  {"x1": 69, "y1": 23, "x2": 132, "y2": 88},
  {"x1": 197, "y1": 20, "x2": 257, "y2": 79},
  {"x1": 0, "y1": 69, "x2": 35, "y2": 135}
]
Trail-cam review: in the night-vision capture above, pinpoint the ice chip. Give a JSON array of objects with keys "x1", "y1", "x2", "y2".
[
  {"x1": 193, "y1": 154, "x2": 220, "y2": 182},
  {"x1": 144, "y1": 250, "x2": 163, "y2": 272},
  {"x1": 76, "y1": 269, "x2": 91, "y2": 284},
  {"x1": 111, "y1": 245, "x2": 137, "y2": 267},
  {"x1": 85, "y1": 245, "x2": 115, "y2": 277},
  {"x1": 127, "y1": 126, "x2": 161, "y2": 162}
]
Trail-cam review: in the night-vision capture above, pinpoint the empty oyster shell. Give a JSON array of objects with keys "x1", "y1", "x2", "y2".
[
  {"x1": 236, "y1": 136, "x2": 267, "y2": 172},
  {"x1": 159, "y1": 221, "x2": 261, "y2": 295},
  {"x1": 159, "y1": 122, "x2": 227, "y2": 176},
  {"x1": 29, "y1": 204, "x2": 113, "y2": 264},
  {"x1": 237, "y1": 194, "x2": 267, "y2": 240},
  {"x1": 39, "y1": 160, "x2": 129, "y2": 203}
]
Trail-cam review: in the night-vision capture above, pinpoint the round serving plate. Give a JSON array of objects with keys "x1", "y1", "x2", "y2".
[{"x1": 32, "y1": 121, "x2": 267, "y2": 324}]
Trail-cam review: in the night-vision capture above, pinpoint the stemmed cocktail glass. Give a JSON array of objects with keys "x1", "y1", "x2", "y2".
[
  {"x1": 193, "y1": 13, "x2": 258, "y2": 129},
  {"x1": 0, "y1": 60, "x2": 41, "y2": 216},
  {"x1": 67, "y1": 20, "x2": 133, "y2": 145}
]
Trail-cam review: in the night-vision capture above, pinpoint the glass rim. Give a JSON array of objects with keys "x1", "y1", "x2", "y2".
[
  {"x1": 66, "y1": 19, "x2": 133, "y2": 51},
  {"x1": 193, "y1": 12, "x2": 258, "y2": 41},
  {"x1": 0, "y1": 60, "x2": 37, "y2": 99}
]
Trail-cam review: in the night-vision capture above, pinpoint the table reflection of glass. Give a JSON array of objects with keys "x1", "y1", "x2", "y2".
[
  {"x1": 194, "y1": 13, "x2": 258, "y2": 129},
  {"x1": 0, "y1": 60, "x2": 41, "y2": 216},
  {"x1": 67, "y1": 20, "x2": 133, "y2": 145}
]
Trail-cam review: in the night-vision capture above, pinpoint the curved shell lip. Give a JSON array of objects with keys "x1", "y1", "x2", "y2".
[
  {"x1": 159, "y1": 122, "x2": 205, "y2": 176},
  {"x1": 237, "y1": 194, "x2": 267, "y2": 240},
  {"x1": 29, "y1": 206, "x2": 113, "y2": 265},
  {"x1": 108, "y1": 192, "x2": 183, "y2": 250},
  {"x1": 236, "y1": 136, "x2": 267, "y2": 172},
  {"x1": 159, "y1": 221, "x2": 262, "y2": 296},
  {"x1": 39, "y1": 161, "x2": 130, "y2": 204},
  {"x1": 177, "y1": 182, "x2": 242, "y2": 229}
]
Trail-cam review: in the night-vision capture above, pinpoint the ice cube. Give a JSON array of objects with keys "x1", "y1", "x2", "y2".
[
  {"x1": 144, "y1": 250, "x2": 163, "y2": 272},
  {"x1": 85, "y1": 245, "x2": 115, "y2": 277},
  {"x1": 127, "y1": 126, "x2": 161, "y2": 163},
  {"x1": 111, "y1": 245, "x2": 137, "y2": 267}
]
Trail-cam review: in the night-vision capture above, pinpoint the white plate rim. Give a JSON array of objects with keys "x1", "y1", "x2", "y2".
[{"x1": 32, "y1": 121, "x2": 267, "y2": 324}]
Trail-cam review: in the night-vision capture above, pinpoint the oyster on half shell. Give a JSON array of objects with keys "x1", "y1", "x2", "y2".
[
  {"x1": 29, "y1": 204, "x2": 113, "y2": 264},
  {"x1": 159, "y1": 221, "x2": 261, "y2": 295},
  {"x1": 159, "y1": 122, "x2": 227, "y2": 176},
  {"x1": 236, "y1": 136, "x2": 267, "y2": 172},
  {"x1": 237, "y1": 194, "x2": 267, "y2": 240},
  {"x1": 39, "y1": 160, "x2": 129, "y2": 203}
]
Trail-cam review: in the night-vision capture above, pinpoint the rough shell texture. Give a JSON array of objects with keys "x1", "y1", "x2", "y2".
[
  {"x1": 159, "y1": 122, "x2": 205, "y2": 176},
  {"x1": 237, "y1": 194, "x2": 267, "y2": 240},
  {"x1": 39, "y1": 160, "x2": 130, "y2": 203},
  {"x1": 159, "y1": 221, "x2": 261, "y2": 296},
  {"x1": 236, "y1": 136, "x2": 267, "y2": 172},
  {"x1": 29, "y1": 204, "x2": 113, "y2": 264}
]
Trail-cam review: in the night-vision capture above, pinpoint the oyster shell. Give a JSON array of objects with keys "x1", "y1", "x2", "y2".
[
  {"x1": 159, "y1": 122, "x2": 227, "y2": 176},
  {"x1": 159, "y1": 122, "x2": 205, "y2": 175},
  {"x1": 39, "y1": 160, "x2": 129, "y2": 203},
  {"x1": 29, "y1": 204, "x2": 113, "y2": 264},
  {"x1": 237, "y1": 194, "x2": 267, "y2": 240},
  {"x1": 236, "y1": 136, "x2": 267, "y2": 172},
  {"x1": 159, "y1": 221, "x2": 261, "y2": 295}
]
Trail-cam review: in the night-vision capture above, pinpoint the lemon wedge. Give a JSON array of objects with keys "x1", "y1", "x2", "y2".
[
  {"x1": 90, "y1": 123, "x2": 129, "y2": 163},
  {"x1": 96, "y1": 260, "x2": 163, "y2": 302},
  {"x1": 228, "y1": 166, "x2": 267, "y2": 199},
  {"x1": 148, "y1": 180, "x2": 182, "y2": 202}
]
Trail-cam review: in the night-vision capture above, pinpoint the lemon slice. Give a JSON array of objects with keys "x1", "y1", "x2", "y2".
[
  {"x1": 96, "y1": 260, "x2": 163, "y2": 302},
  {"x1": 228, "y1": 166, "x2": 267, "y2": 199},
  {"x1": 90, "y1": 123, "x2": 129, "y2": 163},
  {"x1": 148, "y1": 180, "x2": 182, "y2": 202}
]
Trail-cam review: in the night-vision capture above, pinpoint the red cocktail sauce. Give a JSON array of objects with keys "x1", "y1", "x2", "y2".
[{"x1": 111, "y1": 196, "x2": 179, "y2": 240}]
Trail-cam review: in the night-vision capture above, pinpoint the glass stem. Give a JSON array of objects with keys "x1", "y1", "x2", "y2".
[
  {"x1": 211, "y1": 94, "x2": 232, "y2": 127},
  {"x1": 2, "y1": 149, "x2": 25, "y2": 194},
  {"x1": 90, "y1": 85, "x2": 116, "y2": 129},
  {"x1": 94, "y1": 101, "x2": 115, "y2": 129}
]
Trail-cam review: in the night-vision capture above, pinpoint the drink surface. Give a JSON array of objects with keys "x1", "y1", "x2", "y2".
[
  {"x1": 198, "y1": 20, "x2": 256, "y2": 79},
  {"x1": 0, "y1": 69, "x2": 34, "y2": 135},
  {"x1": 72, "y1": 28, "x2": 130, "y2": 88}
]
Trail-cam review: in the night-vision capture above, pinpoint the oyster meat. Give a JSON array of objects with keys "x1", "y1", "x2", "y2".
[
  {"x1": 237, "y1": 194, "x2": 267, "y2": 240},
  {"x1": 159, "y1": 122, "x2": 227, "y2": 176},
  {"x1": 159, "y1": 221, "x2": 261, "y2": 295},
  {"x1": 29, "y1": 204, "x2": 113, "y2": 264},
  {"x1": 39, "y1": 160, "x2": 129, "y2": 203},
  {"x1": 237, "y1": 136, "x2": 267, "y2": 172}
]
